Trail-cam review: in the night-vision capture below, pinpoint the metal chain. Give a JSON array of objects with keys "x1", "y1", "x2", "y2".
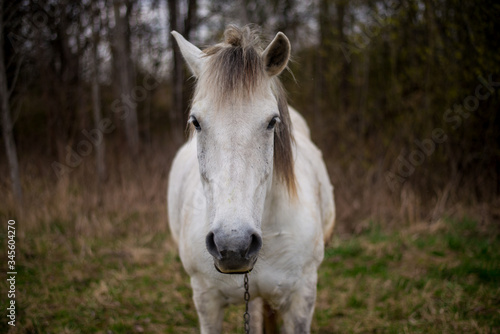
[{"x1": 243, "y1": 272, "x2": 250, "y2": 334}]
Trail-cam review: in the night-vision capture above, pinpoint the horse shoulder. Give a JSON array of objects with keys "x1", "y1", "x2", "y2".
[
  {"x1": 167, "y1": 138, "x2": 198, "y2": 244},
  {"x1": 291, "y1": 118, "x2": 336, "y2": 244}
]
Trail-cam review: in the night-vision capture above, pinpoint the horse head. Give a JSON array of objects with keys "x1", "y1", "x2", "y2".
[{"x1": 172, "y1": 26, "x2": 295, "y2": 274}]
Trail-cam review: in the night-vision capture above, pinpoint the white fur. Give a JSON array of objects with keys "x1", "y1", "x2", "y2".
[{"x1": 167, "y1": 31, "x2": 335, "y2": 333}]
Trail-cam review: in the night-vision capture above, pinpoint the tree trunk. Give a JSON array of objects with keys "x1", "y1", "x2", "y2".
[
  {"x1": 168, "y1": 0, "x2": 185, "y2": 141},
  {"x1": 168, "y1": 0, "x2": 197, "y2": 142},
  {"x1": 0, "y1": 1, "x2": 23, "y2": 205},
  {"x1": 336, "y1": 0, "x2": 350, "y2": 112},
  {"x1": 316, "y1": 0, "x2": 331, "y2": 132},
  {"x1": 113, "y1": 0, "x2": 140, "y2": 156},
  {"x1": 185, "y1": 0, "x2": 197, "y2": 38},
  {"x1": 91, "y1": 4, "x2": 106, "y2": 183}
]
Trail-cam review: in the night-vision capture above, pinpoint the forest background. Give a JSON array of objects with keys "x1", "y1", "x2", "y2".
[
  {"x1": 2, "y1": 0, "x2": 499, "y2": 226},
  {"x1": 0, "y1": 0, "x2": 499, "y2": 332}
]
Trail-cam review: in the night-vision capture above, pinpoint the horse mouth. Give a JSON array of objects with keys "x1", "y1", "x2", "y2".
[
  {"x1": 213, "y1": 256, "x2": 257, "y2": 275},
  {"x1": 205, "y1": 229, "x2": 262, "y2": 274}
]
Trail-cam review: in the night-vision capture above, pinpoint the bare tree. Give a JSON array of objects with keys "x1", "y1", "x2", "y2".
[
  {"x1": 336, "y1": 0, "x2": 350, "y2": 111},
  {"x1": 0, "y1": 0, "x2": 23, "y2": 205},
  {"x1": 168, "y1": 0, "x2": 197, "y2": 141},
  {"x1": 90, "y1": 1, "x2": 106, "y2": 183},
  {"x1": 168, "y1": 0, "x2": 184, "y2": 140},
  {"x1": 113, "y1": 0, "x2": 140, "y2": 156}
]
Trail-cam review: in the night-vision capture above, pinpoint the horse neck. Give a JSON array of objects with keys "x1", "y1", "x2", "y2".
[{"x1": 261, "y1": 170, "x2": 295, "y2": 231}]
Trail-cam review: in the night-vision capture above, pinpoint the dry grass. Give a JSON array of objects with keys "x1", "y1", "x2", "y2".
[{"x1": 0, "y1": 137, "x2": 499, "y2": 333}]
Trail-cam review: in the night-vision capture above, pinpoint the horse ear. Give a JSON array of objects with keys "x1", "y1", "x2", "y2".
[
  {"x1": 171, "y1": 31, "x2": 205, "y2": 77},
  {"x1": 262, "y1": 32, "x2": 291, "y2": 77}
]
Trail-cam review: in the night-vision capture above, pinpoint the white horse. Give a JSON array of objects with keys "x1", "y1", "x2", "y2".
[{"x1": 168, "y1": 25, "x2": 335, "y2": 333}]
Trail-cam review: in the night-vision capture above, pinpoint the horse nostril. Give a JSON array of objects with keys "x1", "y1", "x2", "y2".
[
  {"x1": 245, "y1": 233, "x2": 262, "y2": 259},
  {"x1": 205, "y1": 232, "x2": 222, "y2": 260}
]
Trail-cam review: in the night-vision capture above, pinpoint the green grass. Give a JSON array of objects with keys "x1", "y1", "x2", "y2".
[
  {"x1": 316, "y1": 218, "x2": 500, "y2": 333},
  {"x1": 1, "y1": 218, "x2": 499, "y2": 333}
]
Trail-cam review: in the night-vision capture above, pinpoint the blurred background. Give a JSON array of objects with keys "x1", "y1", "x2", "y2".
[
  {"x1": 1, "y1": 0, "x2": 500, "y2": 332},
  {"x1": 1, "y1": 0, "x2": 499, "y2": 227},
  {"x1": 0, "y1": 0, "x2": 500, "y2": 334}
]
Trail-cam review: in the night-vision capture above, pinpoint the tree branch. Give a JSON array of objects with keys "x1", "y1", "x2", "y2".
[{"x1": 8, "y1": 56, "x2": 23, "y2": 98}]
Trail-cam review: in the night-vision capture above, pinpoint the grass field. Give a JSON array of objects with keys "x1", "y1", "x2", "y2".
[
  {"x1": 1, "y1": 206, "x2": 499, "y2": 333},
  {"x1": 0, "y1": 149, "x2": 498, "y2": 333}
]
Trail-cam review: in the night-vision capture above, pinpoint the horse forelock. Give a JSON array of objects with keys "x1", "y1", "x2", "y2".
[
  {"x1": 197, "y1": 25, "x2": 266, "y2": 105},
  {"x1": 191, "y1": 25, "x2": 297, "y2": 198}
]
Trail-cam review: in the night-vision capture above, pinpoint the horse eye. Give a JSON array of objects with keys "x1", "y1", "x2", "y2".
[
  {"x1": 190, "y1": 116, "x2": 201, "y2": 131},
  {"x1": 267, "y1": 116, "x2": 280, "y2": 130}
]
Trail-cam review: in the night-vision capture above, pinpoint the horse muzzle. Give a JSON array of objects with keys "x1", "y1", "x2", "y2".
[{"x1": 205, "y1": 227, "x2": 262, "y2": 274}]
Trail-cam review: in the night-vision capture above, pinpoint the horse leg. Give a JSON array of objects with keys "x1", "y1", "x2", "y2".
[
  {"x1": 191, "y1": 278, "x2": 224, "y2": 334},
  {"x1": 263, "y1": 300, "x2": 279, "y2": 333},
  {"x1": 250, "y1": 298, "x2": 278, "y2": 334},
  {"x1": 279, "y1": 277, "x2": 317, "y2": 334},
  {"x1": 249, "y1": 297, "x2": 263, "y2": 334}
]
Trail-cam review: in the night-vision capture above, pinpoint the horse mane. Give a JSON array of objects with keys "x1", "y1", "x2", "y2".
[{"x1": 192, "y1": 25, "x2": 297, "y2": 197}]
